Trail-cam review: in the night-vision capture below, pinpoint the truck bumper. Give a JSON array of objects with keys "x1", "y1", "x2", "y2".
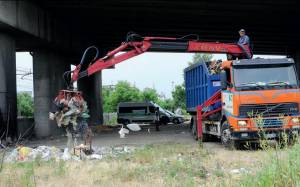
[{"x1": 231, "y1": 128, "x2": 300, "y2": 141}]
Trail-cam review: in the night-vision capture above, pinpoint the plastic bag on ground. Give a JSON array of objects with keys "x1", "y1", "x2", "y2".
[
  {"x1": 62, "y1": 148, "x2": 71, "y2": 161},
  {"x1": 127, "y1": 123, "x2": 141, "y2": 131},
  {"x1": 119, "y1": 126, "x2": 129, "y2": 138}
]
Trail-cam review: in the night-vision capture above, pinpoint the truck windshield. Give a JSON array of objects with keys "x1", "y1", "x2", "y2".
[{"x1": 233, "y1": 65, "x2": 299, "y2": 90}]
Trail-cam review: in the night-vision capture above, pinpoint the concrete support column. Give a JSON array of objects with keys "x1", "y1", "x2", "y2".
[
  {"x1": 78, "y1": 72, "x2": 103, "y2": 126},
  {"x1": 293, "y1": 49, "x2": 300, "y2": 78},
  {"x1": 33, "y1": 50, "x2": 70, "y2": 137},
  {"x1": 0, "y1": 33, "x2": 17, "y2": 139}
]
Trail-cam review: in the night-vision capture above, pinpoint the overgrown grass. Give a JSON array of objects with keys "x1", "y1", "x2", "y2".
[
  {"x1": 239, "y1": 142, "x2": 300, "y2": 187},
  {"x1": 1, "y1": 142, "x2": 300, "y2": 187}
]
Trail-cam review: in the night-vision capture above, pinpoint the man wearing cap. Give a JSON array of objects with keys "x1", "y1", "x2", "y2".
[
  {"x1": 238, "y1": 29, "x2": 250, "y2": 45},
  {"x1": 237, "y1": 29, "x2": 251, "y2": 59}
]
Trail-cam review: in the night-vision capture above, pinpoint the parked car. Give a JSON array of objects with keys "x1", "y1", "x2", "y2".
[{"x1": 164, "y1": 110, "x2": 184, "y2": 124}]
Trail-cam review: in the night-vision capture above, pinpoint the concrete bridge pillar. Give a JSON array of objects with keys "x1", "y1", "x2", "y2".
[
  {"x1": 33, "y1": 50, "x2": 70, "y2": 137},
  {"x1": 78, "y1": 73, "x2": 103, "y2": 126},
  {"x1": 293, "y1": 49, "x2": 300, "y2": 77},
  {"x1": 0, "y1": 33, "x2": 17, "y2": 139}
]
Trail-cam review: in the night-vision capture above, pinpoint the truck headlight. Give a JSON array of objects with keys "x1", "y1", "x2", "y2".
[
  {"x1": 291, "y1": 117, "x2": 300, "y2": 124},
  {"x1": 238, "y1": 120, "x2": 247, "y2": 126}
]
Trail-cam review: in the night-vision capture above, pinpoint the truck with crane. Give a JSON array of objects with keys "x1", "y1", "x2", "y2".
[{"x1": 61, "y1": 33, "x2": 300, "y2": 148}]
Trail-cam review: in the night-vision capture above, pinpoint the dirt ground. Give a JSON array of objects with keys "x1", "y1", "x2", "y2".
[{"x1": 26, "y1": 123, "x2": 198, "y2": 148}]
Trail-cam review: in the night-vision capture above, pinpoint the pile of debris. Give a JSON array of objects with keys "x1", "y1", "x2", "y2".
[
  {"x1": 3, "y1": 145, "x2": 140, "y2": 163},
  {"x1": 206, "y1": 60, "x2": 222, "y2": 74},
  {"x1": 49, "y1": 90, "x2": 90, "y2": 134}
]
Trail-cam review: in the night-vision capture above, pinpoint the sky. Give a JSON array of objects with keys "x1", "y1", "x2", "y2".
[{"x1": 16, "y1": 52, "x2": 285, "y2": 98}]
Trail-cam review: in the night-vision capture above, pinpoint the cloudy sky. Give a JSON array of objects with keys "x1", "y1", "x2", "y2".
[{"x1": 16, "y1": 52, "x2": 285, "y2": 98}]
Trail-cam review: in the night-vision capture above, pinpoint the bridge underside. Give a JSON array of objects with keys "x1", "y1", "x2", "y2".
[{"x1": 34, "y1": 0, "x2": 299, "y2": 55}]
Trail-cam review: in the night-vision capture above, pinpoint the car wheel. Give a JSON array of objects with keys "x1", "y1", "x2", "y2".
[{"x1": 173, "y1": 118, "x2": 180, "y2": 124}]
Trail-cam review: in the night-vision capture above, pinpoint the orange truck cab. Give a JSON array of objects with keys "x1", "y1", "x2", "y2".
[
  {"x1": 186, "y1": 58, "x2": 300, "y2": 148},
  {"x1": 219, "y1": 58, "x2": 300, "y2": 147}
]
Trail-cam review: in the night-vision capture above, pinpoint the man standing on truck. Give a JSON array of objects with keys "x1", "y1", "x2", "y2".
[{"x1": 237, "y1": 29, "x2": 251, "y2": 59}]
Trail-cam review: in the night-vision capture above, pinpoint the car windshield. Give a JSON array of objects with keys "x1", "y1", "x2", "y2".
[{"x1": 234, "y1": 65, "x2": 299, "y2": 90}]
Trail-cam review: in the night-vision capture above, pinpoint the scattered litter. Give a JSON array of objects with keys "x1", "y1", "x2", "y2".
[
  {"x1": 3, "y1": 145, "x2": 140, "y2": 163},
  {"x1": 119, "y1": 126, "x2": 129, "y2": 138},
  {"x1": 62, "y1": 148, "x2": 71, "y2": 161},
  {"x1": 89, "y1": 154, "x2": 103, "y2": 160},
  {"x1": 126, "y1": 123, "x2": 141, "y2": 131},
  {"x1": 230, "y1": 168, "x2": 250, "y2": 174}
]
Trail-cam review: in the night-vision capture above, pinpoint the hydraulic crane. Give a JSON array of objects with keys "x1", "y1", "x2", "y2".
[
  {"x1": 59, "y1": 33, "x2": 252, "y2": 142},
  {"x1": 70, "y1": 33, "x2": 252, "y2": 83}
]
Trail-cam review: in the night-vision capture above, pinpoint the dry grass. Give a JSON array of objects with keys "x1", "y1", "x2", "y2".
[{"x1": 0, "y1": 142, "x2": 288, "y2": 187}]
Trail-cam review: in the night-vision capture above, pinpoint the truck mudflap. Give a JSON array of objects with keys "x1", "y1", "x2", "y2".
[{"x1": 231, "y1": 128, "x2": 300, "y2": 140}]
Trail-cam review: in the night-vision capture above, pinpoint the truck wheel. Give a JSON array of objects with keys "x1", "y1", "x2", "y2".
[
  {"x1": 191, "y1": 119, "x2": 198, "y2": 140},
  {"x1": 221, "y1": 121, "x2": 239, "y2": 149}
]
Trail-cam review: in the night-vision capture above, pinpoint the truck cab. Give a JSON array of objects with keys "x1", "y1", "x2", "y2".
[
  {"x1": 185, "y1": 58, "x2": 300, "y2": 148},
  {"x1": 220, "y1": 58, "x2": 300, "y2": 146}
]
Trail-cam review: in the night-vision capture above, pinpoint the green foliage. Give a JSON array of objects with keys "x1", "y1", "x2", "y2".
[
  {"x1": 17, "y1": 92, "x2": 34, "y2": 117},
  {"x1": 103, "y1": 81, "x2": 142, "y2": 112},
  {"x1": 142, "y1": 88, "x2": 159, "y2": 103},
  {"x1": 157, "y1": 98, "x2": 174, "y2": 111},
  {"x1": 102, "y1": 81, "x2": 187, "y2": 113},
  {"x1": 188, "y1": 53, "x2": 213, "y2": 65},
  {"x1": 172, "y1": 84, "x2": 186, "y2": 109},
  {"x1": 239, "y1": 142, "x2": 300, "y2": 187}
]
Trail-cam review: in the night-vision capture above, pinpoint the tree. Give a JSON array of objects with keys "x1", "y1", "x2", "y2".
[
  {"x1": 104, "y1": 81, "x2": 142, "y2": 112},
  {"x1": 172, "y1": 84, "x2": 186, "y2": 110},
  {"x1": 17, "y1": 92, "x2": 34, "y2": 117},
  {"x1": 102, "y1": 86, "x2": 114, "y2": 112},
  {"x1": 142, "y1": 88, "x2": 159, "y2": 102},
  {"x1": 188, "y1": 53, "x2": 213, "y2": 65},
  {"x1": 157, "y1": 98, "x2": 174, "y2": 111}
]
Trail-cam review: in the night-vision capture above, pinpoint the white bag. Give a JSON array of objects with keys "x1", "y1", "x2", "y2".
[
  {"x1": 127, "y1": 123, "x2": 141, "y2": 131},
  {"x1": 118, "y1": 126, "x2": 129, "y2": 138}
]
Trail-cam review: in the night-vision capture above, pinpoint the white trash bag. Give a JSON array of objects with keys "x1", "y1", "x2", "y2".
[
  {"x1": 119, "y1": 126, "x2": 129, "y2": 138},
  {"x1": 127, "y1": 123, "x2": 141, "y2": 131}
]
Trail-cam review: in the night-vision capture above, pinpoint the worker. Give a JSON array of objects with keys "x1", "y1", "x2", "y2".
[
  {"x1": 238, "y1": 29, "x2": 250, "y2": 45},
  {"x1": 237, "y1": 29, "x2": 251, "y2": 59}
]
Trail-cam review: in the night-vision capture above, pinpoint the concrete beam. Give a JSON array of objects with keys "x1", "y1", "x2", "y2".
[
  {"x1": 0, "y1": 1, "x2": 70, "y2": 50},
  {"x1": 78, "y1": 73, "x2": 103, "y2": 126},
  {"x1": 0, "y1": 33, "x2": 17, "y2": 139},
  {"x1": 33, "y1": 50, "x2": 70, "y2": 137}
]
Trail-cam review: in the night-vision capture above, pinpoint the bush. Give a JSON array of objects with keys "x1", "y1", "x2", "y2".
[{"x1": 17, "y1": 92, "x2": 34, "y2": 117}]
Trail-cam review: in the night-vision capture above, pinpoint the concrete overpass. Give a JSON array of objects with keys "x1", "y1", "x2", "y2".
[{"x1": 0, "y1": 0, "x2": 299, "y2": 138}]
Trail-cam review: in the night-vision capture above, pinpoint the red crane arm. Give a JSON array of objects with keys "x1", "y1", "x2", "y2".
[{"x1": 71, "y1": 35, "x2": 251, "y2": 82}]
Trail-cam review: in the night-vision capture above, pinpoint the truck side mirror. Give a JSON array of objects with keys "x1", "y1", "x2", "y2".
[{"x1": 220, "y1": 71, "x2": 227, "y2": 90}]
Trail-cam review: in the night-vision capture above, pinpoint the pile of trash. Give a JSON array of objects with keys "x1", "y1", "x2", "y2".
[
  {"x1": 3, "y1": 145, "x2": 139, "y2": 163},
  {"x1": 206, "y1": 60, "x2": 222, "y2": 74},
  {"x1": 49, "y1": 90, "x2": 90, "y2": 135}
]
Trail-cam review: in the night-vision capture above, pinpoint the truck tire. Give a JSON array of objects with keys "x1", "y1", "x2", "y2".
[
  {"x1": 221, "y1": 120, "x2": 239, "y2": 149},
  {"x1": 191, "y1": 118, "x2": 198, "y2": 140}
]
